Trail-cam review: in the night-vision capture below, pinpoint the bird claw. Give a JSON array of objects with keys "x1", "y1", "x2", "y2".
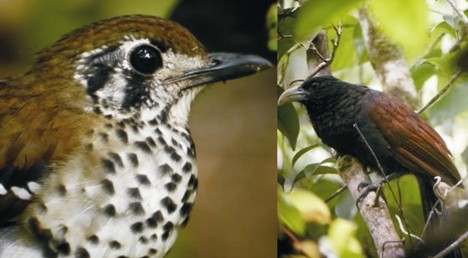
[
  {"x1": 355, "y1": 174, "x2": 397, "y2": 208},
  {"x1": 356, "y1": 181, "x2": 381, "y2": 207}
]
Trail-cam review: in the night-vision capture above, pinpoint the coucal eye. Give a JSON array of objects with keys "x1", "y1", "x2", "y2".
[{"x1": 129, "y1": 44, "x2": 162, "y2": 75}]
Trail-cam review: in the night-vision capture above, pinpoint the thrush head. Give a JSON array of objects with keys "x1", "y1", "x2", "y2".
[
  {"x1": 23, "y1": 15, "x2": 269, "y2": 123},
  {"x1": 0, "y1": 15, "x2": 271, "y2": 257}
]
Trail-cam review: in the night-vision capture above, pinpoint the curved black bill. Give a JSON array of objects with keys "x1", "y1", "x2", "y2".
[
  {"x1": 165, "y1": 53, "x2": 272, "y2": 89},
  {"x1": 277, "y1": 86, "x2": 310, "y2": 105}
]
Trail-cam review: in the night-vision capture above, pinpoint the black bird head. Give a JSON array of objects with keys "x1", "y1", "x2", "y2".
[{"x1": 278, "y1": 76, "x2": 355, "y2": 106}]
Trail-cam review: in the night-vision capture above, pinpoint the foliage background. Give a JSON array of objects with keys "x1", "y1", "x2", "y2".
[
  {"x1": 0, "y1": 0, "x2": 276, "y2": 257},
  {"x1": 277, "y1": 0, "x2": 468, "y2": 257}
]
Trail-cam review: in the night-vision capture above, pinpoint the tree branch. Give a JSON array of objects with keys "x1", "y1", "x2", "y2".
[
  {"x1": 338, "y1": 156, "x2": 405, "y2": 258},
  {"x1": 358, "y1": 7, "x2": 420, "y2": 109}
]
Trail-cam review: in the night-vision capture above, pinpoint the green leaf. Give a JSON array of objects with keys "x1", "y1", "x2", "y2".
[
  {"x1": 308, "y1": 177, "x2": 345, "y2": 208},
  {"x1": 328, "y1": 219, "x2": 364, "y2": 258},
  {"x1": 427, "y1": 78, "x2": 468, "y2": 125},
  {"x1": 432, "y1": 21, "x2": 457, "y2": 38},
  {"x1": 411, "y1": 59, "x2": 439, "y2": 90},
  {"x1": 302, "y1": 158, "x2": 337, "y2": 178},
  {"x1": 278, "y1": 172, "x2": 286, "y2": 189},
  {"x1": 278, "y1": 9, "x2": 300, "y2": 59},
  {"x1": 292, "y1": 143, "x2": 321, "y2": 167},
  {"x1": 278, "y1": 188, "x2": 306, "y2": 235},
  {"x1": 278, "y1": 86, "x2": 300, "y2": 150},
  {"x1": 303, "y1": 163, "x2": 320, "y2": 178},
  {"x1": 443, "y1": 15, "x2": 460, "y2": 30},
  {"x1": 312, "y1": 165, "x2": 339, "y2": 175},
  {"x1": 294, "y1": 0, "x2": 364, "y2": 41},
  {"x1": 293, "y1": 170, "x2": 306, "y2": 184},
  {"x1": 368, "y1": 0, "x2": 429, "y2": 58},
  {"x1": 293, "y1": 164, "x2": 337, "y2": 186},
  {"x1": 283, "y1": 188, "x2": 331, "y2": 225},
  {"x1": 278, "y1": 37, "x2": 296, "y2": 62},
  {"x1": 330, "y1": 18, "x2": 360, "y2": 71}
]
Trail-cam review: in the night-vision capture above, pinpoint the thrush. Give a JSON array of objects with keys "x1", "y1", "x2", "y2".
[{"x1": 0, "y1": 15, "x2": 271, "y2": 258}]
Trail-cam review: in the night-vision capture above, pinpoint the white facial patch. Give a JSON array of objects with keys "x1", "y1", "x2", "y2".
[
  {"x1": 72, "y1": 35, "x2": 209, "y2": 125},
  {"x1": 73, "y1": 45, "x2": 110, "y2": 87}
]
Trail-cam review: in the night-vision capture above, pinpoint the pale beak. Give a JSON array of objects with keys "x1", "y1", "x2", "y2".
[{"x1": 278, "y1": 86, "x2": 309, "y2": 105}]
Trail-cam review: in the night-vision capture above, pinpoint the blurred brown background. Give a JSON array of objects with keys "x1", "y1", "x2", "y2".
[{"x1": 0, "y1": 0, "x2": 276, "y2": 257}]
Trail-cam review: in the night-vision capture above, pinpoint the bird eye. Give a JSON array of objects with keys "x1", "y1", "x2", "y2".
[{"x1": 129, "y1": 44, "x2": 162, "y2": 75}]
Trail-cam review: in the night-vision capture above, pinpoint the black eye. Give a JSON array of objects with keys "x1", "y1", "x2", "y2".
[{"x1": 129, "y1": 45, "x2": 162, "y2": 75}]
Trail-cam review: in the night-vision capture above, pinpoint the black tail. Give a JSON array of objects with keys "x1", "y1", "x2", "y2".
[{"x1": 412, "y1": 175, "x2": 462, "y2": 258}]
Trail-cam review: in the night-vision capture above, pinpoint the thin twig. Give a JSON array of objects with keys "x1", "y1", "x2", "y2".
[
  {"x1": 418, "y1": 70, "x2": 462, "y2": 114},
  {"x1": 310, "y1": 44, "x2": 328, "y2": 63},
  {"x1": 324, "y1": 184, "x2": 347, "y2": 203},
  {"x1": 446, "y1": 0, "x2": 468, "y2": 25},
  {"x1": 309, "y1": 62, "x2": 330, "y2": 78},
  {"x1": 288, "y1": 79, "x2": 305, "y2": 87},
  {"x1": 433, "y1": 230, "x2": 468, "y2": 258},
  {"x1": 308, "y1": 23, "x2": 343, "y2": 78}
]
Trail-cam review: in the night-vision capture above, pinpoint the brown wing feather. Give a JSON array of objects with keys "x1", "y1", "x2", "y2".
[
  {"x1": 0, "y1": 77, "x2": 97, "y2": 224},
  {"x1": 368, "y1": 93, "x2": 460, "y2": 185}
]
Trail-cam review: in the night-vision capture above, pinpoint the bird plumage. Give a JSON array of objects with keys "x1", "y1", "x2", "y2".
[
  {"x1": 0, "y1": 15, "x2": 271, "y2": 257},
  {"x1": 279, "y1": 76, "x2": 460, "y2": 185},
  {"x1": 278, "y1": 75, "x2": 463, "y2": 256}
]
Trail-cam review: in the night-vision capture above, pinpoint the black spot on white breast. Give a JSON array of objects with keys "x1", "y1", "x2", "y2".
[
  {"x1": 128, "y1": 202, "x2": 145, "y2": 215},
  {"x1": 127, "y1": 153, "x2": 139, "y2": 167},
  {"x1": 127, "y1": 187, "x2": 142, "y2": 199},
  {"x1": 108, "y1": 152, "x2": 124, "y2": 167},
  {"x1": 115, "y1": 129, "x2": 129, "y2": 144},
  {"x1": 75, "y1": 247, "x2": 91, "y2": 258},
  {"x1": 134, "y1": 141, "x2": 152, "y2": 153},
  {"x1": 135, "y1": 174, "x2": 150, "y2": 186},
  {"x1": 109, "y1": 240, "x2": 122, "y2": 249},
  {"x1": 86, "y1": 235, "x2": 99, "y2": 245},
  {"x1": 182, "y1": 162, "x2": 192, "y2": 173},
  {"x1": 161, "y1": 197, "x2": 177, "y2": 213},
  {"x1": 130, "y1": 222, "x2": 145, "y2": 233}
]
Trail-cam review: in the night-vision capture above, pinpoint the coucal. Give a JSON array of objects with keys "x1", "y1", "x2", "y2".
[
  {"x1": 0, "y1": 15, "x2": 271, "y2": 257},
  {"x1": 278, "y1": 75, "x2": 463, "y2": 256}
]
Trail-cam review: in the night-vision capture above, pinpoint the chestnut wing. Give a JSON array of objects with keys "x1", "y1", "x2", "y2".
[{"x1": 367, "y1": 92, "x2": 460, "y2": 185}]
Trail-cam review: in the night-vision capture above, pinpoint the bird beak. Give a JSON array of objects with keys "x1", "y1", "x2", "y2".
[
  {"x1": 278, "y1": 86, "x2": 309, "y2": 105},
  {"x1": 165, "y1": 53, "x2": 272, "y2": 89}
]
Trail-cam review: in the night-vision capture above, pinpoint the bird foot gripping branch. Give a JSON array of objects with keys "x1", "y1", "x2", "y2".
[
  {"x1": 0, "y1": 15, "x2": 271, "y2": 258},
  {"x1": 355, "y1": 173, "x2": 399, "y2": 207}
]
